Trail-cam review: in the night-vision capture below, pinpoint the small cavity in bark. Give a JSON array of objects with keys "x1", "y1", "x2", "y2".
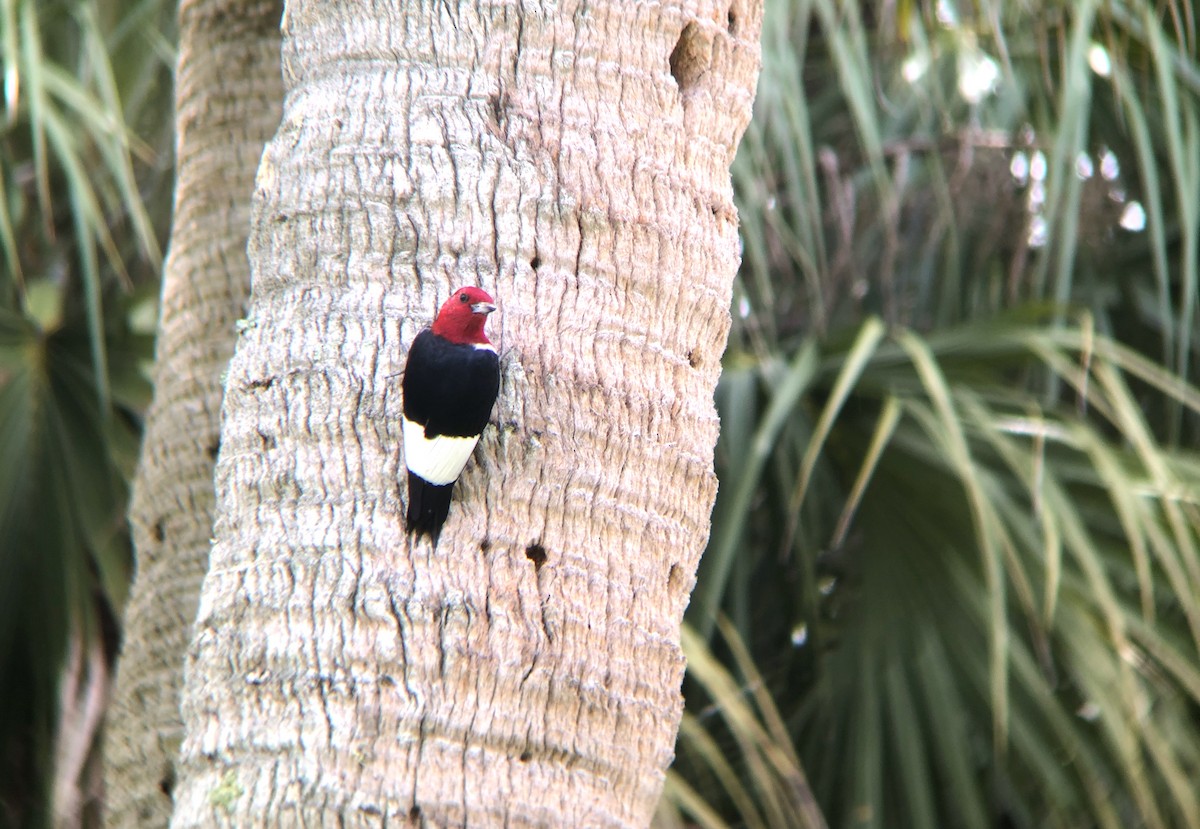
[
  {"x1": 158, "y1": 766, "x2": 175, "y2": 797},
  {"x1": 667, "y1": 563, "x2": 686, "y2": 599},
  {"x1": 670, "y1": 22, "x2": 711, "y2": 92},
  {"x1": 525, "y1": 543, "x2": 547, "y2": 571}
]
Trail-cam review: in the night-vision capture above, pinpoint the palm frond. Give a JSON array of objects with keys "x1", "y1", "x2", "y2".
[
  {"x1": 659, "y1": 622, "x2": 825, "y2": 829},
  {"x1": 686, "y1": 2, "x2": 1200, "y2": 823},
  {"x1": 0, "y1": 1, "x2": 172, "y2": 825}
]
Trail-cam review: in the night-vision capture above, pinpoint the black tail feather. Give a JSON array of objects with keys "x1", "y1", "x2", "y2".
[{"x1": 406, "y1": 471, "x2": 455, "y2": 544}]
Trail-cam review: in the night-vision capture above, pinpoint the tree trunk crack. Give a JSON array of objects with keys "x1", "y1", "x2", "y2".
[{"x1": 386, "y1": 592, "x2": 416, "y2": 699}]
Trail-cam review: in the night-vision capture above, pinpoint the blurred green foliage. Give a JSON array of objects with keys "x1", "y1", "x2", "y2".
[
  {"x1": 0, "y1": 0, "x2": 172, "y2": 825},
  {"x1": 664, "y1": 2, "x2": 1200, "y2": 828}
]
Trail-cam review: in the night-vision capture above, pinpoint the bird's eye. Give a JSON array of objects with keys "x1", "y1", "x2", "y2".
[{"x1": 459, "y1": 292, "x2": 469, "y2": 303}]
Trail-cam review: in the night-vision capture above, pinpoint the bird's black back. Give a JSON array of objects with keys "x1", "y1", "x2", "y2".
[{"x1": 401, "y1": 329, "x2": 500, "y2": 438}]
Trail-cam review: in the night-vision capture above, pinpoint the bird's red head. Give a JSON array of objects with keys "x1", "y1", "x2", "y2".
[{"x1": 431, "y1": 286, "x2": 497, "y2": 346}]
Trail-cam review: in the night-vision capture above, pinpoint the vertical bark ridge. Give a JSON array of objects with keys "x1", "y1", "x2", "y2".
[
  {"x1": 103, "y1": 1, "x2": 283, "y2": 826},
  {"x1": 173, "y1": 1, "x2": 760, "y2": 826}
]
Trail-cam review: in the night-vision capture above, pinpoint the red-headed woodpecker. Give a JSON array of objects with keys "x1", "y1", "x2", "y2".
[{"x1": 402, "y1": 286, "x2": 500, "y2": 543}]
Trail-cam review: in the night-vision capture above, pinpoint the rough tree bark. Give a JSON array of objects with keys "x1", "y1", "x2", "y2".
[
  {"x1": 102, "y1": 1, "x2": 283, "y2": 825},
  {"x1": 172, "y1": 1, "x2": 760, "y2": 826}
]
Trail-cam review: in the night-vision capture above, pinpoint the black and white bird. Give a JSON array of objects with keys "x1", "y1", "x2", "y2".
[{"x1": 401, "y1": 286, "x2": 500, "y2": 543}]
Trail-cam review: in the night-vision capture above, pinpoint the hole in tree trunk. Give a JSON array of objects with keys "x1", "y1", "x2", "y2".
[
  {"x1": 158, "y1": 765, "x2": 175, "y2": 797},
  {"x1": 525, "y1": 543, "x2": 547, "y2": 571},
  {"x1": 667, "y1": 563, "x2": 687, "y2": 600},
  {"x1": 669, "y1": 21, "x2": 711, "y2": 92}
]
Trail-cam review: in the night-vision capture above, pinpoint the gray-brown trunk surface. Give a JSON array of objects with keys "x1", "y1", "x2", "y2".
[
  {"x1": 103, "y1": 1, "x2": 283, "y2": 825},
  {"x1": 172, "y1": 1, "x2": 761, "y2": 826}
]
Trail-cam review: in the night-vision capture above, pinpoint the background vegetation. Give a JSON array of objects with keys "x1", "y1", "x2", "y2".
[
  {"x1": 3, "y1": 1, "x2": 1200, "y2": 828},
  {"x1": 664, "y1": 2, "x2": 1200, "y2": 828},
  {"x1": 0, "y1": 0, "x2": 173, "y2": 824}
]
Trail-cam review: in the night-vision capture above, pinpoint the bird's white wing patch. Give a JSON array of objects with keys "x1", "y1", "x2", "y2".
[{"x1": 403, "y1": 417, "x2": 480, "y2": 486}]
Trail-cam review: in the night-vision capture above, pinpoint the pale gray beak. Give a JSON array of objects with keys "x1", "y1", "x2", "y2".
[{"x1": 472, "y1": 302, "x2": 497, "y2": 315}]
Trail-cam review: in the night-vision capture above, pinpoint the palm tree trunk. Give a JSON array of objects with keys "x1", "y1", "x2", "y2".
[
  {"x1": 171, "y1": 1, "x2": 761, "y2": 825},
  {"x1": 102, "y1": 2, "x2": 283, "y2": 825}
]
